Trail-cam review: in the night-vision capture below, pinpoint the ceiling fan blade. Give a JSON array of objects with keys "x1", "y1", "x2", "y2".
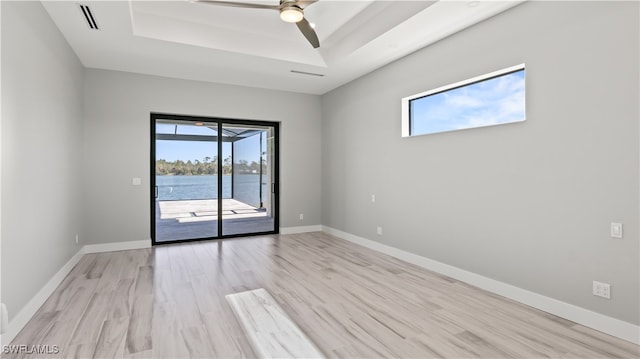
[
  {"x1": 296, "y1": 17, "x2": 320, "y2": 48},
  {"x1": 193, "y1": 0, "x2": 279, "y2": 10},
  {"x1": 295, "y1": 0, "x2": 318, "y2": 9}
]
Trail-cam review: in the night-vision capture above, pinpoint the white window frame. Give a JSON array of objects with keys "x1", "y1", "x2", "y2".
[{"x1": 401, "y1": 63, "x2": 526, "y2": 137}]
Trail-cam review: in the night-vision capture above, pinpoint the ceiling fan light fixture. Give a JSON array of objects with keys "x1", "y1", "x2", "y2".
[{"x1": 280, "y1": 6, "x2": 303, "y2": 23}]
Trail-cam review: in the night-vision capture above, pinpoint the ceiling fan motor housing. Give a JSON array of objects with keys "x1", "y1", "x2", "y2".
[{"x1": 280, "y1": 5, "x2": 304, "y2": 23}]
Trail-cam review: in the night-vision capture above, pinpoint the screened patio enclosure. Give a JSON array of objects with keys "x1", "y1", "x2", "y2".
[{"x1": 152, "y1": 116, "x2": 278, "y2": 243}]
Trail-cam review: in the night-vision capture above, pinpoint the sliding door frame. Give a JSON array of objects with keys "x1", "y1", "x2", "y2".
[{"x1": 150, "y1": 112, "x2": 280, "y2": 246}]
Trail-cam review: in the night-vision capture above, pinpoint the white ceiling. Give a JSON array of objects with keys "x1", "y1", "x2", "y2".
[{"x1": 42, "y1": 0, "x2": 523, "y2": 95}]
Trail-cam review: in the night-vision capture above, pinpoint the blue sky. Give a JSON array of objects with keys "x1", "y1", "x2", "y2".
[
  {"x1": 156, "y1": 124, "x2": 263, "y2": 163},
  {"x1": 410, "y1": 69, "x2": 525, "y2": 136}
]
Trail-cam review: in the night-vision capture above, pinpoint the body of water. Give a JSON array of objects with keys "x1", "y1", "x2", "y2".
[{"x1": 156, "y1": 175, "x2": 266, "y2": 207}]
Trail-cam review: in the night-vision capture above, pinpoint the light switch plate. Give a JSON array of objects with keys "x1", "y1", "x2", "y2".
[
  {"x1": 611, "y1": 222, "x2": 623, "y2": 238},
  {"x1": 132, "y1": 177, "x2": 142, "y2": 186},
  {"x1": 593, "y1": 281, "x2": 611, "y2": 299}
]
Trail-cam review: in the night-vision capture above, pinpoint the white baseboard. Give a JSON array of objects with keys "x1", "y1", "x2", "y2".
[
  {"x1": 83, "y1": 239, "x2": 151, "y2": 254},
  {"x1": 0, "y1": 248, "x2": 85, "y2": 346},
  {"x1": 1, "y1": 239, "x2": 152, "y2": 346},
  {"x1": 280, "y1": 225, "x2": 323, "y2": 235},
  {"x1": 322, "y1": 226, "x2": 640, "y2": 345}
]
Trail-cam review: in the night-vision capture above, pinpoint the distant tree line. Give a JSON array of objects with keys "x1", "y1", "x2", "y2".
[{"x1": 156, "y1": 156, "x2": 265, "y2": 176}]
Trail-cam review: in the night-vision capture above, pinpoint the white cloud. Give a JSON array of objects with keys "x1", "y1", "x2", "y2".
[
  {"x1": 411, "y1": 69, "x2": 525, "y2": 135},
  {"x1": 445, "y1": 93, "x2": 483, "y2": 108}
]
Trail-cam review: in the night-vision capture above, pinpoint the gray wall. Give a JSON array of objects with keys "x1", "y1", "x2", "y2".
[
  {"x1": 1, "y1": 1, "x2": 84, "y2": 321},
  {"x1": 82, "y1": 69, "x2": 322, "y2": 245},
  {"x1": 321, "y1": 1, "x2": 639, "y2": 325}
]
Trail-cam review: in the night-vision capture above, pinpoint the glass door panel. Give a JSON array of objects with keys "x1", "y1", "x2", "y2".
[
  {"x1": 154, "y1": 119, "x2": 219, "y2": 242},
  {"x1": 221, "y1": 123, "x2": 276, "y2": 236}
]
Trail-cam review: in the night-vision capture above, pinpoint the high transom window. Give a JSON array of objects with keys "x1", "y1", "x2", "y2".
[{"x1": 402, "y1": 64, "x2": 526, "y2": 137}]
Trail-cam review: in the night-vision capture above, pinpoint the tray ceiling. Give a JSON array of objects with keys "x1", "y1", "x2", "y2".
[{"x1": 42, "y1": 0, "x2": 523, "y2": 94}]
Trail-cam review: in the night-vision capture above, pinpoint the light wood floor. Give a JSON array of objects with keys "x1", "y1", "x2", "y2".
[{"x1": 8, "y1": 232, "x2": 639, "y2": 358}]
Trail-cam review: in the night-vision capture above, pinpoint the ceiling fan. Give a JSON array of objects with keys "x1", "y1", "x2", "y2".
[{"x1": 193, "y1": 0, "x2": 320, "y2": 48}]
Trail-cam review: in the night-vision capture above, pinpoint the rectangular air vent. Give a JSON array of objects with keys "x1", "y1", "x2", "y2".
[
  {"x1": 290, "y1": 70, "x2": 325, "y2": 77},
  {"x1": 78, "y1": 4, "x2": 99, "y2": 30}
]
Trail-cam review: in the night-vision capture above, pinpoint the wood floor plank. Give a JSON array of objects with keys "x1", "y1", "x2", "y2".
[
  {"x1": 189, "y1": 274, "x2": 218, "y2": 315},
  {"x1": 106, "y1": 278, "x2": 134, "y2": 320},
  {"x1": 173, "y1": 282, "x2": 205, "y2": 329},
  {"x1": 96, "y1": 252, "x2": 126, "y2": 293},
  {"x1": 36, "y1": 318, "x2": 78, "y2": 354},
  {"x1": 226, "y1": 288, "x2": 325, "y2": 358},
  {"x1": 201, "y1": 310, "x2": 257, "y2": 358},
  {"x1": 36, "y1": 275, "x2": 80, "y2": 314},
  {"x1": 93, "y1": 317, "x2": 129, "y2": 359},
  {"x1": 167, "y1": 244, "x2": 192, "y2": 285},
  {"x1": 86, "y1": 253, "x2": 112, "y2": 280},
  {"x1": 151, "y1": 301, "x2": 190, "y2": 358},
  {"x1": 8, "y1": 233, "x2": 639, "y2": 358},
  {"x1": 122, "y1": 349, "x2": 153, "y2": 359},
  {"x1": 125, "y1": 294, "x2": 153, "y2": 354},
  {"x1": 181, "y1": 325, "x2": 215, "y2": 358},
  {"x1": 69, "y1": 291, "x2": 113, "y2": 346},
  {"x1": 64, "y1": 342, "x2": 97, "y2": 359},
  {"x1": 571, "y1": 324, "x2": 640, "y2": 356},
  {"x1": 6, "y1": 311, "x2": 60, "y2": 358}
]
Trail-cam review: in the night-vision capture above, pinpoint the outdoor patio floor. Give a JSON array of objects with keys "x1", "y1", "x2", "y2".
[{"x1": 155, "y1": 199, "x2": 275, "y2": 242}]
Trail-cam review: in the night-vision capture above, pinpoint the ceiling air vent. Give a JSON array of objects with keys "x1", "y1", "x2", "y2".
[
  {"x1": 290, "y1": 70, "x2": 325, "y2": 77},
  {"x1": 78, "y1": 4, "x2": 99, "y2": 30}
]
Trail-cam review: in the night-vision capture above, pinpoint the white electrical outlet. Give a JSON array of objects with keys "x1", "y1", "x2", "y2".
[
  {"x1": 593, "y1": 281, "x2": 611, "y2": 299},
  {"x1": 132, "y1": 177, "x2": 141, "y2": 186},
  {"x1": 75, "y1": 234, "x2": 79, "y2": 244},
  {"x1": 376, "y1": 226, "x2": 382, "y2": 236},
  {"x1": 371, "y1": 194, "x2": 376, "y2": 203},
  {"x1": 299, "y1": 213, "x2": 304, "y2": 220},
  {"x1": 610, "y1": 222, "x2": 623, "y2": 238}
]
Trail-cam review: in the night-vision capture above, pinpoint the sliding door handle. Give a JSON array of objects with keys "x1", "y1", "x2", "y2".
[{"x1": 155, "y1": 186, "x2": 159, "y2": 199}]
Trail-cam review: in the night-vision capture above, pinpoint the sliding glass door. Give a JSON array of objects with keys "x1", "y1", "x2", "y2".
[
  {"x1": 151, "y1": 114, "x2": 278, "y2": 244},
  {"x1": 221, "y1": 123, "x2": 276, "y2": 236},
  {"x1": 153, "y1": 119, "x2": 220, "y2": 241}
]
